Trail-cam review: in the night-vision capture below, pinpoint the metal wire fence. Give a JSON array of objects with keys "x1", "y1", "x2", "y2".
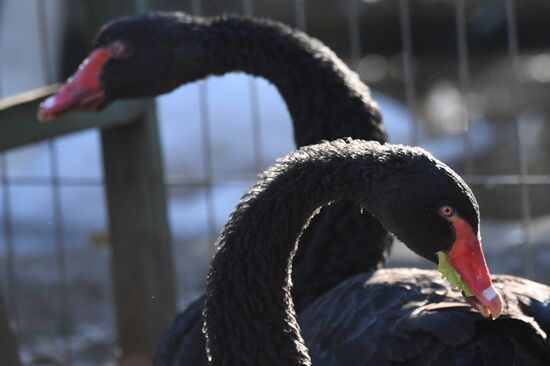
[{"x1": 0, "y1": 0, "x2": 549, "y2": 363}]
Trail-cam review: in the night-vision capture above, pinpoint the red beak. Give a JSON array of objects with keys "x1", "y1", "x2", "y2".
[
  {"x1": 37, "y1": 48, "x2": 111, "y2": 122},
  {"x1": 447, "y1": 215, "x2": 503, "y2": 319}
]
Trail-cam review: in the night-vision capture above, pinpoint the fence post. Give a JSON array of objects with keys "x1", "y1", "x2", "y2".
[
  {"x1": 100, "y1": 102, "x2": 176, "y2": 364},
  {"x1": 75, "y1": 1, "x2": 176, "y2": 363},
  {"x1": 0, "y1": 294, "x2": 21, "y2": 366}
]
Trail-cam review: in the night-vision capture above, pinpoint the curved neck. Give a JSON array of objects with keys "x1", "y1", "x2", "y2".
[
  {"x1": 179, "y1": 15, "x2": 386, "y2": 147},
  {"x1": 204, "y1": 141, "x2": 388, "y2": 365}
]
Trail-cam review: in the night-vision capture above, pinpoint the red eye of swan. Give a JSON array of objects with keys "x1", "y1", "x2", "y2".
[
  {"x1": 438, "y1": 205, "x2": 454, "y2": 218},
  {"x1": 110, "y1": 41, "x2": 127, "y2": 58}
]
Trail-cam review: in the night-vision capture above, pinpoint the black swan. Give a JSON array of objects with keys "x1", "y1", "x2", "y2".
[
  {"x1": 37, "y1": 13, "x2": 392, "y2": 303},
  {"x1": 38, "y1": 12, "x2": 393, "y2": 364},
  {"x1": 37, "y1": 13, "x2": 550, "y2": 365},
  {"x1": 203, "y1": 138, "x2": 507, "y2": 365}
]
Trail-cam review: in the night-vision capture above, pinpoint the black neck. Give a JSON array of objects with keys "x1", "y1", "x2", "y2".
[
  {"x1": 178, "y1": 15, "x2": 386, "y2": 147},
  {"x1": 204, "y1": 140, "x2": 392, "y2": 366}
]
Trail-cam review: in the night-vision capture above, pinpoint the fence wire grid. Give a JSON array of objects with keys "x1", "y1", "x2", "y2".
[{"x1": 1, "y1": 0, "x2": 549, "y2": 364}]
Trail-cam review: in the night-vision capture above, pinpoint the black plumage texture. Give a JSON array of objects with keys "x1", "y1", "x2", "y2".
[
  {"x1": 204, "y1": 139, "x2": 482, "y2": 365},
  {"x1": 94, "y1": 12, "x2": 387, "y2": 146},
  {"x1": 301, "y1": 268, "x2": 550, "y2": 366}
]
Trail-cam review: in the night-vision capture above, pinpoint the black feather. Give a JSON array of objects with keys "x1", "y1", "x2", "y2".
[{"x1": 301, "y1": 269, "x2": 550, "y2": 366}]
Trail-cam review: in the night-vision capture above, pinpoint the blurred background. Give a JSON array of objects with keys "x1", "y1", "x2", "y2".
[{"x1": 1, "y1": 0, "x2": 550, "y2": 364}]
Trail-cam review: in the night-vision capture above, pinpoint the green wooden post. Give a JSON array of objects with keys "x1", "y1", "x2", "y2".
[
  {"x1": 101, "y1": 101, "x2": 176, "y2": 364},
  {"x1": 0, "y1": 87, "x2": 146, "y2": 151},
  {"x1": 83, "y1": 1, "x2": 176, "y2": 363},
  {"x1": 0, "y1": 295, "x2": 21, "y2": 366}
]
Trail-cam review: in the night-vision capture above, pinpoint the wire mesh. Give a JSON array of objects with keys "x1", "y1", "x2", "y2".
[
  {"x1": 243, "y1": 0, "x2": 265, "y2": 174},
  {"x1": 0, "y1": 0, "x2": 548, "y2": 363},
  {"x1": 346, "y1": 0, "x2": 361, "y2": 67},
  {"x1": 4, "y1": 173, "x2": 550, "y2": 187},
  {"x1": 190, "y1": 0, "x2": 218, "y2": 253},
  {"x1": 294, "y1": 0, "x2": 306, "y2": 30},
  {"x1": 0, "y1": 155, "x2": 18, "y2": 328},
  {"x1": 0, "y1": 0, "x2": 19, "y2": 340},
  {"x1": 454, "y1": 0, "x2": 474, "y2": 175},
  {"x1": 504, "y1": 0, "x2": 533, "y2": 277},
  {"x1": 36, "y1": 0, "x2": 72, "y2": 361},
  {"x1": 399, "y1": 0, "x2": 419, "y2": 146}
]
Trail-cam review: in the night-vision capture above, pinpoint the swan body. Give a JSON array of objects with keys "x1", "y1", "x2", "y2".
[{"x1": 302, "y1": 269, "x2": 550, "y2": 366}]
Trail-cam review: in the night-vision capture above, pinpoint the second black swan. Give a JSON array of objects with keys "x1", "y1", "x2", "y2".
[
  {"x1": 37, "y1": 13, "x2": 393, "y2": 305},
  {"x1": 38, "y1": 12, "x2": 393, "y2": 365}
]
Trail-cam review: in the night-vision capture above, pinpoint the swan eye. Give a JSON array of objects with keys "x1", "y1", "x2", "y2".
[
  {"x1": 110, "y1": 41, "x2": 128, "y2": 58},
  {"x1": 438, "y1": 205, "x2": 454, "y2": 218}
]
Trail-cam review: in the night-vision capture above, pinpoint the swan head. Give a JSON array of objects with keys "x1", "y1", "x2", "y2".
[
  {"x1": 360, "y1": 143, "x2": 502, "y2": 319},
  {"x1": 37, "y1": 13, "x2": 211, "y2": 122}
]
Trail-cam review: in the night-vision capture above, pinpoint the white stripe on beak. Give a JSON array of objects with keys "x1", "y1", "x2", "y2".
[{"x1": 482, "y1": 286, "x2": 498, "y2": 301}]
